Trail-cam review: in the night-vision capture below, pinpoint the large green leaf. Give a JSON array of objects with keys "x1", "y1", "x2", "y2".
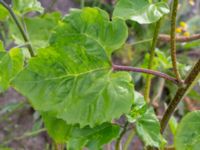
[
  {"x1": 42, "y1": 112, "x2": 120, "y2": 150},
  {"x1": 0, "y1": 47, "x2": 24, "y2": 93},
  {"x1": 13, "y1": 0, "x2": 44, "y2": 15},
  {"x1": 175, "y1": 111, "x2": 200, "y2": 150},
  {"x1": 12, "y1": 7, "x2": 134, "y2": 127},
  {"x1": 113, "y1": 0, "x2": 169, "y2": 24},
  {"x1": 127, "y1": 92, "x2": 164, "y2": 147}
]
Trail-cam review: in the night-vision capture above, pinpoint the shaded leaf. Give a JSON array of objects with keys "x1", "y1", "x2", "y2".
[
  {"x1": 42, "y1": 112, "x2": 120, "y2": 150},
  {"x1": 9, "y1": 12, "x2": 61, "y2": 50},
  {"x1": 175, "y1": 111, "x2": 200, "y2": 150},
  {"x1": 113, "y1": 0, "x2": 169, "y2": 24}
]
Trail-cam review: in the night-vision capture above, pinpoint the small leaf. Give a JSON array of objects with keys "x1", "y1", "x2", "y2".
[
  {"x1": 136, "y1": 108, "x2": 163, "y2": 147},
  {"x1": 13, "y1": 0, "x2": 44, "y2": 15},
  {"x1": 175, "y1": 111, "x2": 200, "y2": 150},
  {"x1": 127, "y1": 92, "x2": 164, "y2": 147},
  {"x1": 0, "y1": 48, "x2": 24, "y2": 93},
  {"x1": 12, "y1": 7, "x2": 133, "y2": 127},
  {"x1": 42, "y1": 112, "x2": 120, "y2": 150},
  {"x1": 113, "y1": 0, "x2": 169, "y2": 24}
]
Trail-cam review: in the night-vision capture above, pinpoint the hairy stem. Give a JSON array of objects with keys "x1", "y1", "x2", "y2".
[
  {"x1": 112, "y1": 64, "x2": 181, "y2": 85},
  {"x1": 0, "y1": 0, "x2": 35, "y2": 57},
  {"x1": 170, "y1": 0, "x2": 181, "y2": 82},
  {"x1": 144, "y1": 19, "x2": 162, "y2": 103},
  {"x1": 161, "y1": 59, "x2": 200, "y2": 133}
]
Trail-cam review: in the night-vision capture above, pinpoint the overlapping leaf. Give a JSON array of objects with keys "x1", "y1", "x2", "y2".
[
  {"x1": 12, "y1": 8, "x2": 134, "y2": 127},
  {"x1": 175, "y1": 111, "x2": 200, "y2": 150},
  {"x1": 9, "y1": 12, "x2": 61, "y2": 50},
  {"x1": 0, "y1": 42, "x2": 24, "y2": 93},
  {"x1": 42, "y1": 112, "x2": 120, "y2": 149},
  {"x1": 113, "y1": 0, "x2": 169, "y2": 24}
]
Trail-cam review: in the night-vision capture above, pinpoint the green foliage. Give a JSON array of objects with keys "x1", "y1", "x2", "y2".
[
  {"x1": 127, "y1": 92, "x2": 164, "y2": 147},
  {"x1": 9, "y1": 12, "x2": 61, "y2": 49},
  {"x1": 0, "y1": 42, "x2": 24, "y2": 93},
  {"x1": 13, "y1": 0, "x2": 44, "y2": 15},
  {"x1": 113, "y1": 0, "x2": 169, "y2": 24},
  {"x1": 12, "y1": 8, "x2": 134, "y2": 127},
  {"x1": 175, "y1": 111, "x2": 200, "y2": 150},
  {"x1": 42, "y1": 112, "x2": 120, "y2": 149},
  {"x1": 0, "y1": 4, "x2": 8, "y2": 21},
  {"x1": 0, "y1": 0, "x2": 199, "y2": 149}
]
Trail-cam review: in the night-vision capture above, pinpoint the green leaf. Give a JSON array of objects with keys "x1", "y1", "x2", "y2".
[
  {"x1": 175, "y1": 111, "x2": 200, "y2": 150},
  {"x1": 0, "y1": 41, "x2": 4, "y2": 51},
  {"x1": 9, "y1": 12, "x2": 61, "y2": 50},
  {"x1": 42, "y1": 112, "x2": 120, "y2": 150},
  {"x1": 51, "y1": 7, "x2": 128, "y2": 56},
  {"x1": 127, "y1": 92, "x2": 163, "y2": 147},
  {"x1": 12, "y1": 7, "x2": 134, "y2": 127},
  {"x1": 169, "y1": 116, "x2": 178, "y2": 136},
  {"x1": 136, "y1": 108, "x2": 163, "y2": 147},
  {"x1": 0, "y1": 48, "x2": 24, "y2": 93},
  {"x1": 13, "y1": 0, "x2": 44, "y2": 15},
  {"x1": 0, "y1": 4, "x2": 8, "y2": 21},
  {"x1": 113, "y1": 0, "x2": 169, "y2": 24}
]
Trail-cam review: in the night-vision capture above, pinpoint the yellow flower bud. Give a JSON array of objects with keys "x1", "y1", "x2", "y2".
[
  {"x1": 176, "y1": 27, "x2": 182, "y2": 33},
  {"x1": 180, "y1": 21, "x2": 187, "y2": 29},
  {"x1": 189, "y1": 0, "x2": 195, "y2": 6},
  {"x1": 183, "y1": 32, "x2": 190, "y2": 37}
]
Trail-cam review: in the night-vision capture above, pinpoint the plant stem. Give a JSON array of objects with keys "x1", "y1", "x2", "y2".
[
  {"x1": 160, "y1": 59, "x2": 200, "y2": 133},
  {"x1": 0, "y1": 0, "x2": 35, "y2": 57},
  {"x1": 170, "y1": 0, "x2": 181, "y2": 82},
  {"x1": 144, "y1": 19, "x2": 162, "y2": 103},
  {"x1": 130, "y1": 38, "x2": 153, "y2": 46},
  {"x1": 130, "y1": 33, "x2": 200, "y2": 46},
  {"x1": 159, "y1": 34, "x2": 200, "y2": 43},
  {"x1": 115, "y1": 122, "x2": 129, "y2": 150},
  {"x1": 123, "y1": 129, "x2": 135, "y2": 150},
  {"x1": 3, "y1": 128, "x2": 46, "y2": 145},
  {"x1": 112, "y1": 64, "x2": 181, "y2": 85}
]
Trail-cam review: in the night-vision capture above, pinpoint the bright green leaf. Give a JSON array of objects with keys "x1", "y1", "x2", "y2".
[
  {"x1": 175, "y1": 111, "x2": 200, "y2": 150},
  {"x1": 127, "y1": 92, "x2": 164, "y2": 147},
  {"x1": 0, "y1": 48, "x2": 24, "y2": 93},
  {"x1": 136, "y1": 108, "x2": 163, "y2": 147},
  {"x1": 113, "y1": 0, "x2": 169, "y2": 24},
  {"x1": 12, "y1": 7, "x2": 134, "y2": 127},
  {"x1": 13, "y1": 0, "x2": 44, "y2": 15},
  {"x1": 42, "y1": 112, "x2": 120, "y2": 150}
]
